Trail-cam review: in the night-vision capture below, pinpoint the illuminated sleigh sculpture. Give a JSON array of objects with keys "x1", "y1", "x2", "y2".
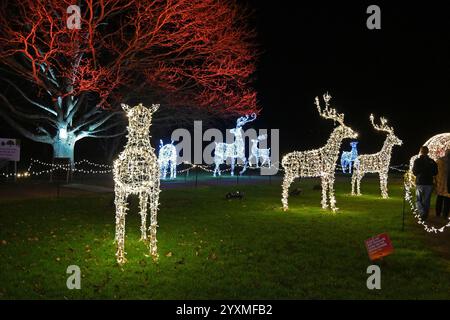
[{"x1": 405, "y1": 133, "x2": 450, "y2": 233}]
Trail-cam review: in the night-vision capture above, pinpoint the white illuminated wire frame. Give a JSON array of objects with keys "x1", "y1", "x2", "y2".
[
  {"x1": 351, "y1": 114, "x2": 402, "y2": 198},
  {"x1": 113, "y1": 103, "x2": 161, "y2": 265},
  {"x1": 281, "y1": 93, "x2": 357, "y2": 212},
  {"x1": 249, "y1": 134, "x2": 271, "y2": 168},
  {"x1": 213, "y1": 113, "x2": 257, "y2": 176},
  {"x1": 158, "y1": 140, "x2": 177, "y2": 179},
  {"x1": 405, "y1": 133, "x2": 450, "y2": 233}
]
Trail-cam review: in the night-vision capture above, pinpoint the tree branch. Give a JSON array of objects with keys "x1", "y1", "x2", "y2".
[
  {"x1": 0, "y1": 107, "x2": 52, "y2": 143},
  {"x1": 0, "y1": 78, "x2": 57, "y2": 116}
]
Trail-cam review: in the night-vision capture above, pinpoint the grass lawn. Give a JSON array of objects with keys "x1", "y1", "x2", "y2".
[{"x1": 0, "y1": 175, "x2": 449, "y2": 299}]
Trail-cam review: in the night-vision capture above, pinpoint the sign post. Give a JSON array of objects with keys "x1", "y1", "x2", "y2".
[
  {"x1": 0, "y1": 138, "x2": 20, "y2": 182},
  {"x1": 52, "y1": 158, "x2": 71, "y2": 197}
]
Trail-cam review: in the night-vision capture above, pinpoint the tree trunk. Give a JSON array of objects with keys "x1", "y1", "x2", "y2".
[{"x1": 52, "y1": 136, "x2": 76, "y2": 165}]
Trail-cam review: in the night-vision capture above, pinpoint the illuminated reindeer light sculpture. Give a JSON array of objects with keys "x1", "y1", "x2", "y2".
[
  {"x1": 113, "y1": 103, "x2": 160, "y2": 265},
  {"x1": 213, "y1": 113, "x2": 257, "y2": 176},
  {"x1": 351, "y1": 114, "x2": 402, "y2": 198},
  {"x1": 281, "y1": 93, "x2": 357, "y2": 212},
  {"x1": 159, "y1": 140, "x2": 177, "y2": 180},
  {"x1": 249, "y1": 134, "x2": 271, "y2": 168}
]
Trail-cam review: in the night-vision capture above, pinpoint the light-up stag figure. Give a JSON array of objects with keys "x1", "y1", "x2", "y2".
[
  {"x1": 341, "y1": 141, "x2": 359, "y2": 173},
  {"x1": 351, "y1": 114, "x2": 402, "y2": 198},
  {"x1": 158, "y1": 140, "x2": 177, "y2": 180},
  {"x1": 281, "y1": 93, "x2": 357, "y2": 212},
  {"x1": 113, "y1": 103, "x2": 160, "y2": 265},
  {"x1": 213, "y1": 113, "x2": 257, "y2": 176},
  {"x1": 249, "y1": 134, "x2": 271, "y2": 168}
]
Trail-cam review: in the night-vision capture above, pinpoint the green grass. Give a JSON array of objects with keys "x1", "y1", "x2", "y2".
[{"x1": 0, "y1": 175, "x2": 449, "y2": 299}]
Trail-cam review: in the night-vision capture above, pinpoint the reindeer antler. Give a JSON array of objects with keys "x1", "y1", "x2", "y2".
[
  {"x1": 314, "y1": 92, "x2": 345, "y2": 125},
  {"x1": 236, "y1": 113, "x2": 257, "y2": 127},
  {"x1": 369, "y1": 114, "x2": 394, "y2": 134}
]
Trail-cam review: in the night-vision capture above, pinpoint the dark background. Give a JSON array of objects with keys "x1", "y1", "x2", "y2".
[
  {"x1": 251, "y1": 1, "x2": 450, "y2": 164},
  {"x1": 1, "y1": 1, "x2": 449, "y2": 166}
]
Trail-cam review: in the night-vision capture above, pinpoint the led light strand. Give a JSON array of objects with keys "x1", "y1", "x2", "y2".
[
  {"x1": 281, "y1": 93, "x2": 357, "y2": 212},
  {"x1": 351, "y1": 114, "x2": 402, "y2": 198}
]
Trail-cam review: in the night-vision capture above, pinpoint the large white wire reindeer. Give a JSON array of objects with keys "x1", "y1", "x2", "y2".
[
  {"x1": 351, "y1": 114, "x2": 402, "y2": 198},
  {"x1": 113, "y1": 103, "x2": 160, "y2": 265},
  {"x1": 281, "y1": 93, "x2": 357, "y2": 212},
  {"x1": 213, "y1": 113, "x2": 257, "y2": 176}
]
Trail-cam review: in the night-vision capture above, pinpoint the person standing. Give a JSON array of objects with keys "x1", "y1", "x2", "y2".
[
  {"x1": 435, "y1": 150, "x2": 450, "y2": 218},
  {"x1": 412, "y1": 146, "x2": 438, "y2": 220}
]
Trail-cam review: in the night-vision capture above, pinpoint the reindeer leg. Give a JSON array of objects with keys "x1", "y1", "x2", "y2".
[
  {"x1": 148, "y1": 185, "x2": 160, "y2": 261},
  {"x1": 172, "y1": 161, "x2": 176, "y2": 179},
  {"x1": 321, "y1": 174, "x2": 329, "y2": 209},
  {"x1": 239, "y1": 157, "x2": 248, "y2": 175},
  {"x1": 281, "y1": 172, "x2": 294, "y2": 211},
  {"x1": 139, "y1": 191, "x2": 148, "y2": 241},
  {"x1": 230, "y1": 157, "x2": 235, "y2": 176},
  {"x1": 380, "y1": 172, "x2": 389, "y2": 198},
  {"x1": 213, "y1": 158, "x2": 219, "y2": 177},
  {"x1": 328, "y1": 175, "x2": 338, "y2": 212},
  {"x1": 356, "y1": 173, "x2": 363, "y2": 196},
  {"x1": 114, "y1": 188, "x2": 128, "y2": 265},
  {"x1": 351, "y1": 171, "x2": 357, "y2": 195}
]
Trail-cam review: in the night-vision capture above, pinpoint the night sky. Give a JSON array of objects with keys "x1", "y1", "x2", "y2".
[
  {"x1": 251, "y1": 1, "x2": 450, "y2": 164},
  {"x1": 1, "y1": 2, "x2": 449, "y2": 166}
]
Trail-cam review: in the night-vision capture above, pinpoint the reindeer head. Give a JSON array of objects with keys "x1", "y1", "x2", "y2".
[
  {"x1": 121, "y1": 103, "x2": 159, "y2": 132},
  {"x1": 350, "y1": 141, "x2": 359, "y2": 148},
  {"x1": 315, "y1": 93, "x2": 357, "y2": 139},
  {"x1": 251, "y1": 134, "x2": 267, "y2": 144},
  {"x1": 370, "y1": 114, "x2": 402, "y2": 146}
]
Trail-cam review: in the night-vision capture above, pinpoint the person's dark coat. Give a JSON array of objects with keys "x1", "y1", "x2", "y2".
[{"x1": 412, "y1": 154, "x2": 438, "y2": 185}]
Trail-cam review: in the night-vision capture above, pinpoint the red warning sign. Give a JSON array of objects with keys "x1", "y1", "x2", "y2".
[{"x1": 365, "y1": 233, "x2": 394, "y2": 261}]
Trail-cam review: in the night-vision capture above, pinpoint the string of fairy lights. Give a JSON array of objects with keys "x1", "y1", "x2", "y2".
[{"x1": 0, "y1": 158, "x2": 410, "y2": 179}]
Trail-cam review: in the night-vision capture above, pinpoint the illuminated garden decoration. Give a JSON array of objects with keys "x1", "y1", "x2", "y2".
[
  {"x1": 113, "y1": 103, "x2": 160, "y2": 265},
  {"x1": 158, "y1": 140, "x2": 177, "y2": 180},
  {"x1": 249, "y1": 134, "x2": 271, "y2": 168},
  {"x1": 281, "y1": 93, "x2": 357, "y2": 212},
  {"x1": 351, "y1": 114, "x2": 402, "y2": 198},
  {"x1": 213, "y1": 113, "x2": 257, "y2": 176},
  {"x1": 405, "y1": 133, "x2": 450, "y2": 233},
  {"x1": 340, "y1": 141, "x2": 359, "y2": 173}
]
